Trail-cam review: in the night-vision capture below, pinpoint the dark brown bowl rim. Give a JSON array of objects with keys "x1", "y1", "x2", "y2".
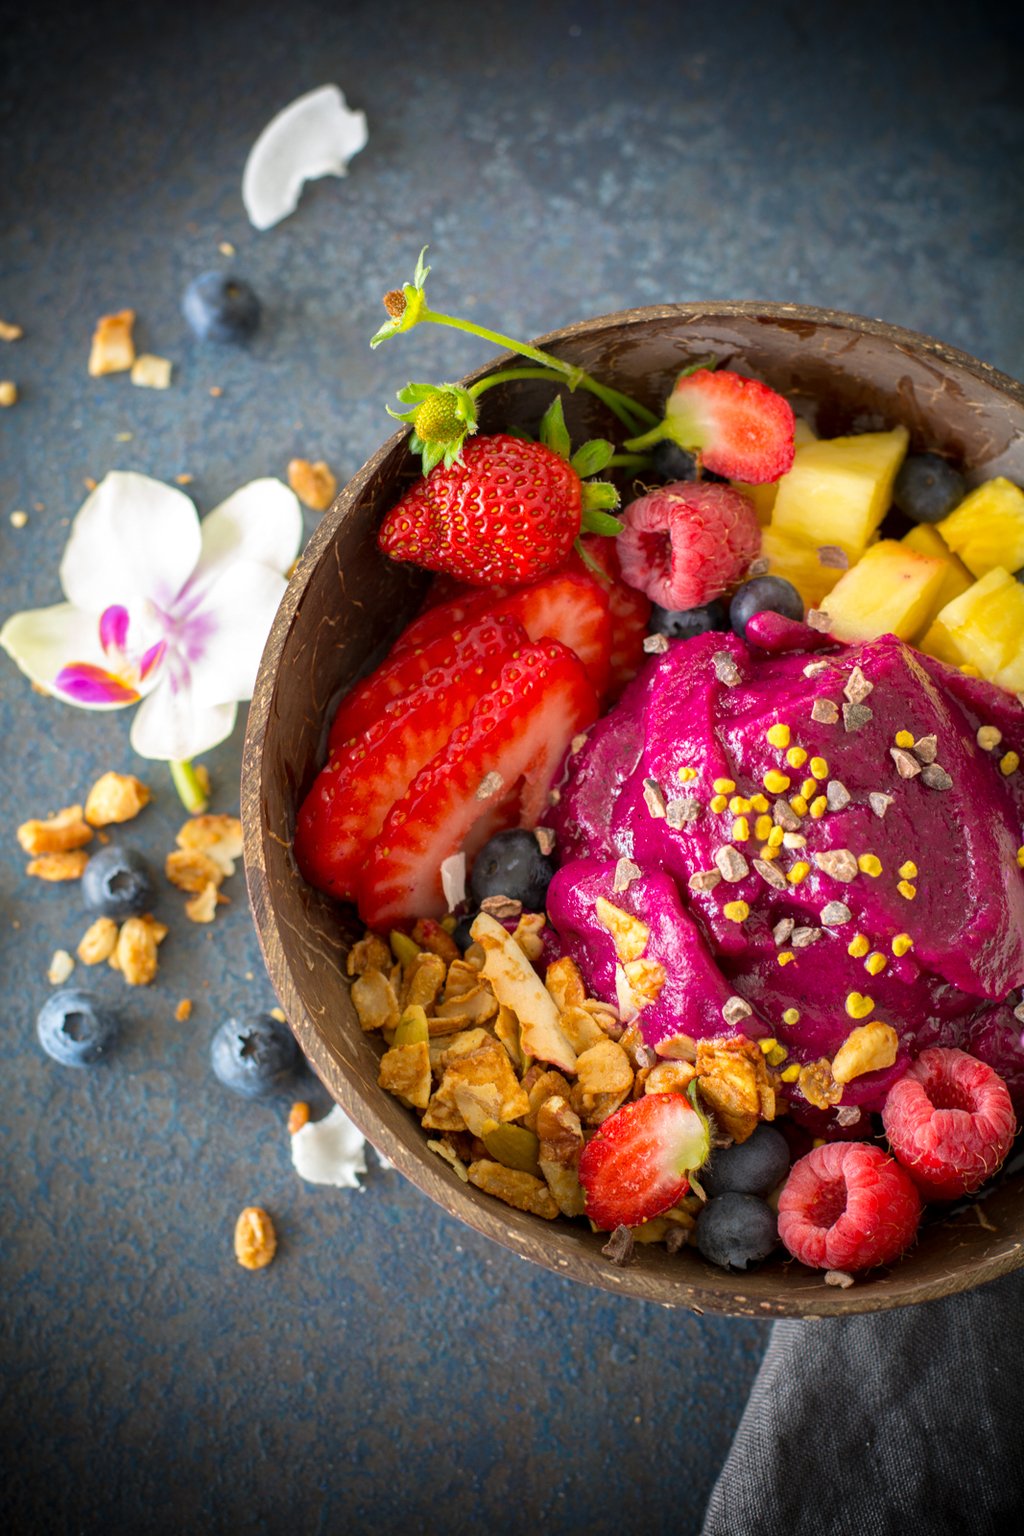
[{"x1": 243, "y1": 301, "x2": 1024, "y2": 1317}]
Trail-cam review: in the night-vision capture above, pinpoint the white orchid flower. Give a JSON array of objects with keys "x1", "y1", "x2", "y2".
[{"x1": 1, "y1": 471, "x2": 303, "y2": 765}]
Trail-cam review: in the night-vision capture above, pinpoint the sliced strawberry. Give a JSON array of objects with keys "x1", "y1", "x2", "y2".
[
  {"x1": 570, "y1": 534, "x2": 652, "y2": 699},
  {"x1": 394, "y1": 570, "x2": 613, "y2": 698},
  {"x1": 358, "y1": 639, "x2": 599, "y2": 928},
  {"x1": 296, "y1": 615, "x2": 526, "y2": 897},
  {"x1": 577, "y1": 1092, "x2": 711, "y2": 1231},
  {"x1": 662, "y1": 369, "x2": 795, "y2": 483},
  {"x1": 329, "y1": 605, "x2": 494, "y2": 749}
]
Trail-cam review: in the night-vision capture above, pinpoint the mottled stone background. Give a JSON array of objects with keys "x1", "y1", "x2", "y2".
[{"x1": 1, "y1": 1, "x2": 1021, "y2": 1532}]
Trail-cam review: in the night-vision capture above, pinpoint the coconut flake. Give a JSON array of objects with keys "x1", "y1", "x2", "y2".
[
  {"x1": 242, "y1": 85, "x2": 369, "y2": 231},
  {"x1": 440, "y1": 852, "x2": 466, "y2": 912},
  {"x1": 290, "y1": 1104, "x2": 368, "y2": 1188}
]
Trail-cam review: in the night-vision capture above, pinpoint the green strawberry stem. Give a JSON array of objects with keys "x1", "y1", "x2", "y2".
[{"x1": 170, "y1": 759, "x2": 209, "y2": 814}]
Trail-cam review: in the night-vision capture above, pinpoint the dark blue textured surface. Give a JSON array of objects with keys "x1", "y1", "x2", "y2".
[{"x1": 1, "y1": 2, "x2": 1022, "y2": 1532}]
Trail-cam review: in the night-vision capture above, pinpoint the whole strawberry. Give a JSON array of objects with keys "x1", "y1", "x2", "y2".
[{"x1": 378, "y1": 434, "x2": 584, "y2": 586}]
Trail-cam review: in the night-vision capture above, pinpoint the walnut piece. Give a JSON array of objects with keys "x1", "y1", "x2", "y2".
[{"x1": 234, "y1": 1206, "x2": 277, "y2": 1270}]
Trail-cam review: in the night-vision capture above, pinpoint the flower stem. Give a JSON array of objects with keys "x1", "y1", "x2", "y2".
[
  {"x1": 422, "y1": 308, "x2": 659, "y2": 433},
  {"x1": 171, "y1": 759, "x2": 209, "y2": 814}
]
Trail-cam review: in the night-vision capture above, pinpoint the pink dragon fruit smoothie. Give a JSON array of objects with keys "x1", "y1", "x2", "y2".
[{"x1": 544, "y1": 618, "x2": 1024, "y2": 1130}]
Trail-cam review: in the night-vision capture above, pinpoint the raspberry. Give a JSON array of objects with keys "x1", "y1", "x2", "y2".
[
  {"x1": 617, "y1": 482, "x2": 761, "y2": 610},
  {"x1": 882, "y1": 1047, "x2": 1017, "y2": 1201},
  {"x1": 777, "y1": 1142, "x2": 922, "y2": 1272}
]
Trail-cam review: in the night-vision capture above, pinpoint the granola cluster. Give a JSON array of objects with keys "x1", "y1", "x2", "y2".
[{"x1": 351, "y1": 912, "x2": 785, "y2": 1249}]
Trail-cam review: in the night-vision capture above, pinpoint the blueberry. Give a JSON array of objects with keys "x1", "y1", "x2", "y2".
[
  {"x1": 701, "y1": 1123, "x2": 791, "y2": 1198},
  {"x1": 182, "y1": 271, "x2": 261, "y2": 343},
  {"x1": 729, "y1": 575, "x2": 803, "y2": 639},
  {"x1": 210, "y1": 1012, "x2": 298, "y2": 1098},
  {"x1": 37, "y1": 989, "x2": 118, "y2": 1067},
  {"x1": 650, "y1": 599, "x2": 730, "y2": 640},
  {"x1": 695, "y1": 1192, "x2": 779, "y2": 1271},
  {"x1": 468, "y1": 830, "x2": 554, "y2": 910},
  {"x1": 892, "y1": 453, "x2": 965, "y2": 524},
  {"x1": 650, "y1": 440, "x2": 698, "y2": 481},
  {"x1": 451, "y1": 914, "x2": 476, "y2": 952},
  {"x1": 82, "y1": 844, "x2": 156, "y2": 919}
]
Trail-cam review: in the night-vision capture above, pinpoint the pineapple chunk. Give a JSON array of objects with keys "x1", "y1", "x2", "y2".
[
  {"x1": 919, "y1": 616, "x2": 968, "y2": 668},
  {"x1": 929, "y1": 567, "x2": 1024, "y2": 691},
  {"x1": 733, "y1": 418, "x2": 818, "y2": 525},
  {"x1": 760, "y1": 525, "x2": 844, "y2": 610},
  {"x1": 770, "y1": 426, "x2": 909, "y2": 560},
  {"x1": 821, "y1": 539, "x2": 947, "y2": 644},
  {"x1": 936, "y1": 478, "x2": 1024, "y2": 578},
  {"x1": 901, "y1": 524, "x2": 974, "y2": 638}
]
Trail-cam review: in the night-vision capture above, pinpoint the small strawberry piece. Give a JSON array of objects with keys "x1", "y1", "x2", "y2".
[
  {"x1": 777, "y1": 1142, "x2": 922, "y2": 1272},
  {"x1": 881, "y1": 1047, "x2": 1017, "y2": 1201},
  {"x1": 358, "y1": 639, "x2": 598, "y2": 928},
  {"x1": 569, "y1": 534, "x2": 652, "y2": 699},
  {"x1": 378, "y1": 433, "x2": 583, "y2": 587},
  {"x1": 393, "y1": 570, "x2": 613, "y2": 699},
  {"x1": 617, "y1": 481, "x2": 761, "y2": 610},
  {"x1": 577, "y1": 1092, "x2": 711, "y2": 1231},
  {"x1": 664, "y1": 369, "x2": 796, "y2": 483},
  {"x1": 296, "y1": 616, "x2": 525, "y2": 897}
]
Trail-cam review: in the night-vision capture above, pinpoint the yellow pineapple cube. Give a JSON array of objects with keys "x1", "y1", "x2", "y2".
[
  {"x1": 929, "y1": 567, "x2": 1024, "y2": 690},
  {"x1": 770, "y1": 426, "x2": 909, "y2": 560},
  {"x1": 733, "y1": 418, "x2": 818, "y2": 525},
  {"x1": 936, "y1": 478, "x2": 1024, "y2": 578},
  {"x1": 760, "y1": 525, "x2": 844, "y2": 610},
  {"x1": 901, "y1": 524, "x2": 974, "y2": 638},
  {"x1": 821, "y1": 539, "x2": 947, "y2": 644},
  {"x1": 918, "y1": 616, "x2": 968, "y2": 668}
]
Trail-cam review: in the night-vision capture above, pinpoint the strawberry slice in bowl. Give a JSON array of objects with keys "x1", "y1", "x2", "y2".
[
  {"x1": 578, "y1": 1091, "x2": 712, "y2": 1231},
  {"x1": 358, "y1": 637, "x2": 599, "y2": 929},
  {"x1": 296, "y1": 614, "x2": 526, "y2": 897}
]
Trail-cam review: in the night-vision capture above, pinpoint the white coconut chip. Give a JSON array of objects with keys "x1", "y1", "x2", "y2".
[
  {"x1": 242, "y1": 85, "x2": 369, "y2": 231},
  {"x1": 290, "y1": 1104, "x2": 368, "y2": 1188},
  {"x1": 440, "y1": 852, "x2": 467, "y2": 912}
]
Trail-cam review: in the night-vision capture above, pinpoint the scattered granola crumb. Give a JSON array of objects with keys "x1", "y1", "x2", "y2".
[
  {"x1": 219, "y1": 240, "x2": 236, "y2": 256},
  {"x1": 868, "y1": 792, "x2": 894, "y2": 819},
  {"x1": 534, "y1": 827, "x2": 556, "y2": 858},
  {"x1": 824, "y1": 1269, "x2": 855, "y2": 1289},
  {"x1": 234, "y1": 1206, "x2": 277, "y2": 1270},
  {"x1": 84, "y1": 771, "x2": 151, "y2": 827},
  {"x1": 115, "y1": 916, "x2": 160, "y2": 985},
  {"x1": 26, "y1": 850, "x2": 89, "y2": 881},
  {"x1": 88, "y1": 309, "x2": 136, "y2": 376},
  {"x1": 811, "y1": 697, "x2": 840, "y2": 725},
  {"x1": 9, "y1": 510, "x2": 28, "y2": 528},
  {"x1": 642, "y1": 779, "x2": 667, "y2": 818},
  {"x1": 270, "y1": 1007, "x2": 287, "y2": 1024},
  {"x1": 805, "y1": 609, "x2": 831, "y2": 632},
  {"x1": 601, "y1": 1224, "x2": 636, "y2": 1266},
  {"x1": 0, "y1": 380, "x2": 18, "y2": 407},
  {"x1": 479, "y1": 894, "x2": 522, "y2": 922},
  {"x1": 843, "y1": 702, "x2": 873, "y2": 732},
  {"x1": 175, "y1": 998, "x2": 194, "y2": 1022},
  {"x1": 77, "y1": 917, "x2": 118, "y2": 965},
  {"x1": 175, "y1": 472, "x2": 194, "y2": 485},
  {"x1": 185, "y1": 881, "x2": 220, "y2": 923},
  {"x1": 0, "y1": 319, "x2": 23, "y2": 342},
  {"x1": 287, "y1": 1101, "x2": 311, "y2": 1135},
  {"x1": 83, "y1": 477, "x2": 98, "y2": 491},
  {"x1": 209, "y1": 385, "x2": 223, "y2": 398},
  {"x1": 287, "y1": 457, "x2": 338, "y2": 512},
  {"x1": 612, "y1": 857, "x2": 642, "y2": 893},
  {"x1": 131, "y1": 354, "x2": 173, "y2": 390},
  {"x1": 47, "y1": 949, "x2": 75, "y2": 986},
  {"x1": 712, "y1": 651, "x2": 742, "y2": 687},
  {"x1": 17, "y1": 806, "x2": 93, "y2": 857},
  {"x1": 890, "y1": 746, "x2": 921, "y2": 779},
  {"x1": 115, "y1": 431, "x2": 134, "y2": 442}
]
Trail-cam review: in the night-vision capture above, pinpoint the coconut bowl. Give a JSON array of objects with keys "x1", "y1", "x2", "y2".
[{"x1": 242, "y1": 302, "x2": 1024, "y2": 1317}]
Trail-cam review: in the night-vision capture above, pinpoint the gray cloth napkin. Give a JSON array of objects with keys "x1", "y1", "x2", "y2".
[{"x1": 702, "y1": 1270, "x2": 1024, "y2": 1536}]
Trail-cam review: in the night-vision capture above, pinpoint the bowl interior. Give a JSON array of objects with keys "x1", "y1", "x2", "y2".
[{"x1": 243, "y1": 303, "x2": 1024, "y2": 1317}]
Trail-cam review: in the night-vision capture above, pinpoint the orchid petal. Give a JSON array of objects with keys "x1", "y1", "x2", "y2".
[
  {"x1": 130, "y1": 675, "x2": 238, "y2": 761},
  {"x1": 0, "y1": 603, "x2": 135, "y2": 711},
  {"x1": 55, "y1": 663, "x2": 140, "y2": 705},
  {"x1": 60, "y1": 472, "x2": 202, "y2": 615},
  {"x1": 187, "y1": 561, "x2": 288, "y2": 708},
  {"x1": 99, "y1": 604, "x2": 130, "y2": 654},
  {"x1": 191, "y1": 478, "x2": 303, "y2": 592}
]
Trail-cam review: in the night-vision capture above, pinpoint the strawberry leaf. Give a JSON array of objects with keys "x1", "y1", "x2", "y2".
[
  {"x1": 570, "y1": 438, "x2": 615, "y2": 479},
  {"x1": 539, "y1": 395, "x2": 572, "y2": 461}
]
